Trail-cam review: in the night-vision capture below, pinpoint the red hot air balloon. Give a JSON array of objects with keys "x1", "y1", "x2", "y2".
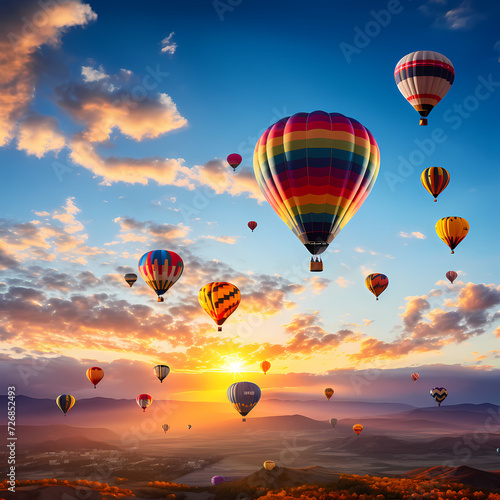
[
  {"x1": 86, "y1": 367, "x2": 104, "y2": 388},
  {"x1": 446, "y1": 271, "x2": 458, "y2": 284},
  {"x1": 260, "y1": 361, "x2": 271, "y2": 375},
  {"x1": 248, "y1": 221, "x2": 257, "y2": 232},
  {"x1": 136, "y1": 394, "x2": 152, "y2": 412},
  {"x1": 227, "y1": 153, "x2": 242, "y2": 172},
  {"x1": 411, "y1": 373, "x2": 419, "y2": 383}
]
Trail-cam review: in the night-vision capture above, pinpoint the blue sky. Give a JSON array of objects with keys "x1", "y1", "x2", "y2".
[{"x1": 0, "y1": 0, "x2": 500, "y2": 404}]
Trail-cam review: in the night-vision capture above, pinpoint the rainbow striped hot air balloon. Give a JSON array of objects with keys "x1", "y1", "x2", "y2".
[
  {"x1": 395, "y1": 51, "x2": 455, "y2": 126},
  {"x1": 138, "y1": 250, "x2": 183, "y2": 302},
  {"x1": 253, "y1": 111, "x2": 380, "y2": 272}
]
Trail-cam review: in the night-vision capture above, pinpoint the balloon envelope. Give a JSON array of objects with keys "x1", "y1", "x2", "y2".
[
  {"x1": 124, "y1": 273, "x2": 137, "y2": 287},
  {"x1": 248, "y1": 221, "x2": 257, "y2": 232},
  {"x1": 187, "y1": 425, "x2": 192, "y2": 430},
  {"x1": 86, "y1": 367, "x2": 104, "y2": 388},
  {"x1": 138, "y1": 250, "x2": 184, "y2": 302},
  {"x1": 411, "y1": 373, "x2": 419, "y2": 382},
  {"x1": 263, "y1": 460, "x2": 276, "y2": 471},
  {"x1": 395, "y1": 51, "x2": 454, "y2": 125},
  {"x1": 329, "y1": 418, "x2": 338, "y2": 429},
  {"x1": 227, "y1": 382, "x2": 261, "y2": 419},
  {"x1": 154, "y1": 365, "x2": 170, "y2": 383},
  {"x1": 253, "y1": 111, "x2": 380, "y2": 264},
  {"x1": 199, "y1": 282, "x2": 240, "y2": 331},
  {"x1": 260, "y1": 360, "x2": 271, "y2": 374},
  {"x1": 56, "y1": 395, "x2": 75, "y2": 416},
  {"x1": 137, "y1": 394, "x2": 152, "y2": 412},
  {"x1": 421, "y1": 167, "x2": 450, "y2": 201},
  {"x1": 211, "y1": 476, "x2": 226, "y2": 486},
  {"x1": 324, "y1": 388, "x2": 334, "y2": 400},
  {"x1": 227, "y1": 154, "x2": 242, "y2": 171},
  {"x1": 446, "y1": 271, "x2": 458, "y2": 284},
  {"x1": 430, "y1": 387, "x2": 448, "y2": 406},
  {"x1": 353, "y1": 424, "x2": 363, "y2": 435},
  {"x1": 162, "y1": 424, "x2": 170, "y2": 433},
  {"x1": 435, "y1": 217, "x2": 469, "y2": 254},
  {"x1": 365, "y1": 274, "x2": 388, "y2": 300}
]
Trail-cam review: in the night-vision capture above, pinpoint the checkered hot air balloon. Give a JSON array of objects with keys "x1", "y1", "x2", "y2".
[
  {"x1": 198, "y1": 282, "x2": 240, "y2": 332},
  {"x1": 138, "y1": 250, "x2": 183, "y2": 302},
  {"x1": 395, "y1": 51, "x2": 454, "y2": 126},
  {"x1": 411, "y1": 373, "x2": 419, "y2": 383},
  {"x1": 253, "y1": 111, "x2": 380, "y2": 272}
]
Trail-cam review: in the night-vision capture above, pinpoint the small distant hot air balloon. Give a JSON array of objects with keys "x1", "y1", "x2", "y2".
[
  {"x1": 421, "y1": 167, "x2": 450, "y2": 202},
  {"x1": 227, "y1": 153, "x2": 242, "y2": 172},
  {"x1": 430, "y1": 387, "x2": 448, "y2": 406},
  {"x1": 211, "y1": 476, "x2": 226, "y2": 486},
  {"x1": 137, "y1": 394, "x2": 152, "y2": 412},
  {"x1": 324, "y1": 388, "x2": 334, "y2": 400},
  {"x1": 138, "y1": 250, "x2": 184, "y2": 302},
  {"x1": 56, "y1": 395, "x2": 75, "y2": 416},
  {"x1": 353, "y1": 424, "x2": 363, "y2": 435},
  {"x1": 497, "y1": 448, "x2": 500, "y2": 454},
  {"x1": 227, "y1": 381, "x2": 261, "y2": 422},
  {"x1": 435, "y1": 217, "x2": 469, "y2": 254},
  {"x1": 365, "y1": 274, "x2": 388, "y2": 300},
  {"x1": 162, "y1": 424, "x2": 170, "y2": 433},
  {"x1": 124, "y1": 273, "x2": 137, "y2": 287},
  {"x1": 254, "y1": 112, "x2": 380, "y2": 272},
  {"x1": 263, "y1": 460, "x2": 276, "y2": 471},
  {"x1": 329, "y1": 418, "x2": 338, "y2": 429},
  {"x1": 154, "y1": 365, "x2": 170, "y2": 383},
  {"x1": 199, "y1": 282, "x2": 240, "y2": 331},
  {"x1": 411, "y1": 373, "x2": 419, "y2": 383},
  {"x1": 446, "y1": 271, "x2": 458, "y2": 284},
  {"x1": 394, "y1": 51, "x2": 454, "y2": 126},
  {"x1": 248, "y1": 221, "x2": 257, "y2": 232},
  {"x1": 260, "y1": 361, "x2": 271, "y2": 375},
  {"x1": 86, "y1": 367, "x2": 104, "y2": 388},
  {"x1": 187, "y1": 424, "x2": 192, "y2": 430}
]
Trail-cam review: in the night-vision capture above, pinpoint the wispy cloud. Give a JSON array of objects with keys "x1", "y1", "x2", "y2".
[
  {"x1": 161, "y1": 32, "x2": 178, "y2": 55},
  {"x1": 399, "y1": 231, "x2": 426, "y2": 239}
]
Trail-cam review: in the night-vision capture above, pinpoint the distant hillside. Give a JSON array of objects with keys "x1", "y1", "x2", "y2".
[
  {"x1": 26, "y1": 436, "x2": 121, "y2": 453},
  {"x1": 404, "y1": 465, "x2": 500, "y2": 489},
  {"x1": 220, "y1": 414, "x2": 331, "y2": 431}
]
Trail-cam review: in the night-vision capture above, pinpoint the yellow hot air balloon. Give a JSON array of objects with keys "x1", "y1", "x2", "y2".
[
  {"x1": 199, "y1": 282, "x2": 240, "y2": 331},
  {"x1": 263, "y1": 460, "x2": 276, "y2": 471},
  {"x1": 435, "y1": 217, "x2": 469, "y2": 254},
  {"x1": 353, "y1": 424, "x2": 363, "y2": 435},
  {"x1": 324, "y1": 388, "x2": 334, "y2": 400},
  {"x1": 56, "y1": 395, "x2": 75, "y2": 416}
]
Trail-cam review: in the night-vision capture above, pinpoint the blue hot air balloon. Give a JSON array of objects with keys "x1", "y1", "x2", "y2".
[{"x1": 227, "y1": 381, "x2": 261, "y2": 422}]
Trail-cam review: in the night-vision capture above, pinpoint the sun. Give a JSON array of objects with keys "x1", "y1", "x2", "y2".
[{"x1": 224, "y1": 356, "x2": 247, "y2": 378}]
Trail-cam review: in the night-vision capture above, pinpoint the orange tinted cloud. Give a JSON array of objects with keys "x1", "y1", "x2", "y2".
[{"x1": 16, "y1": 115, "x2": 65, "y2": 157}]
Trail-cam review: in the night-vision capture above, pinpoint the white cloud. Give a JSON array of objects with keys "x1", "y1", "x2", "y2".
[
  {"x1": 161, "y1": 32, "x2": 178, "y2": 55},
  {"x1": 81, "y1": 65, "x2": 109, "y2": 82}
]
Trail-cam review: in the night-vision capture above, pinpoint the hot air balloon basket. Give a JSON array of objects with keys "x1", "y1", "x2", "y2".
[{"x1": 310, "y1": 260, "x2": 323, "y2": 272}]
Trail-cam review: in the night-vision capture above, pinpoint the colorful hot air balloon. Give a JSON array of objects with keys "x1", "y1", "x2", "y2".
[
  {"x1": 421, "y1": 167, "x2": 450, "y2": 202},
  {"x1": 136, "y1": 394, "x2": 152, "y2": 412},
  {"x1": 430, "y1": 387, "x2": 448, "y2": 406},
  {"x1": 365, "y1": 273, "x2": 389, "y2": 300},
  {"x1": 56, "y1": 395, "x2": 75, "y2": 416},
  {"x1": 187, "y1": 424, "x2": 192, "y2": 430},
  {"x1": 263, "y1": 460, "x2": 276, "y2": 471},
  {"x1": 394, "y1": 51, "x2": 454, "y2": 126},
  {"x1": 162, "y1": 424, "x2": 170, "y2": 433},
  {"x1": 446, "y1": 271, "x2": 458, "y2": 284},
  {"x1": 227, "y1": 153, "x2": 242, "y2": 172},
  {"x1": 248, "y1": 221, "x2": 257, "y2": 232},
  {"x1": 329, "y1": 418, "x2": 338, "y2": 429},
  {"x1": 497, "y1": 448, "x2": 500, "y2": 454},
  {"x1": 138, "y1": 250, "x2": 184, "y2": 302},
  {"x1": 227, "y1": 381, "x2": 261, "y2": 422},
  {"x1": 353, "y1": 424, "x2": 364, "y2": 435},
  {"x1": 124, "y1": 273, "x2": 137, "y2": 287},
  {"x1": 253, "y1": 111, "x2": 380, "y2": 272},
  {"x1": 435, "y1": 217, "x2": 469, "y2": 254},
  {"x1": 324, "y1": 388, "x2": 334, "y2": 400},
  {"x1": 154, "y1": 365, "x2": 170, "y2": 383},
  {"x1": 411, "y1": 373, "x2": 419, "y2": 383},
  {"x1": 260, "y1": 361, "x2": 271, "y2": 375},
  {"x1": 199, "y1": 282, "x2": 240, "y2": 332},
  {"x1": 86, "y1": 367, "x2": 104, "y2": 388},
  {"x1": 211, "y1": 476, "x2": 226, "y2": 486}
]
